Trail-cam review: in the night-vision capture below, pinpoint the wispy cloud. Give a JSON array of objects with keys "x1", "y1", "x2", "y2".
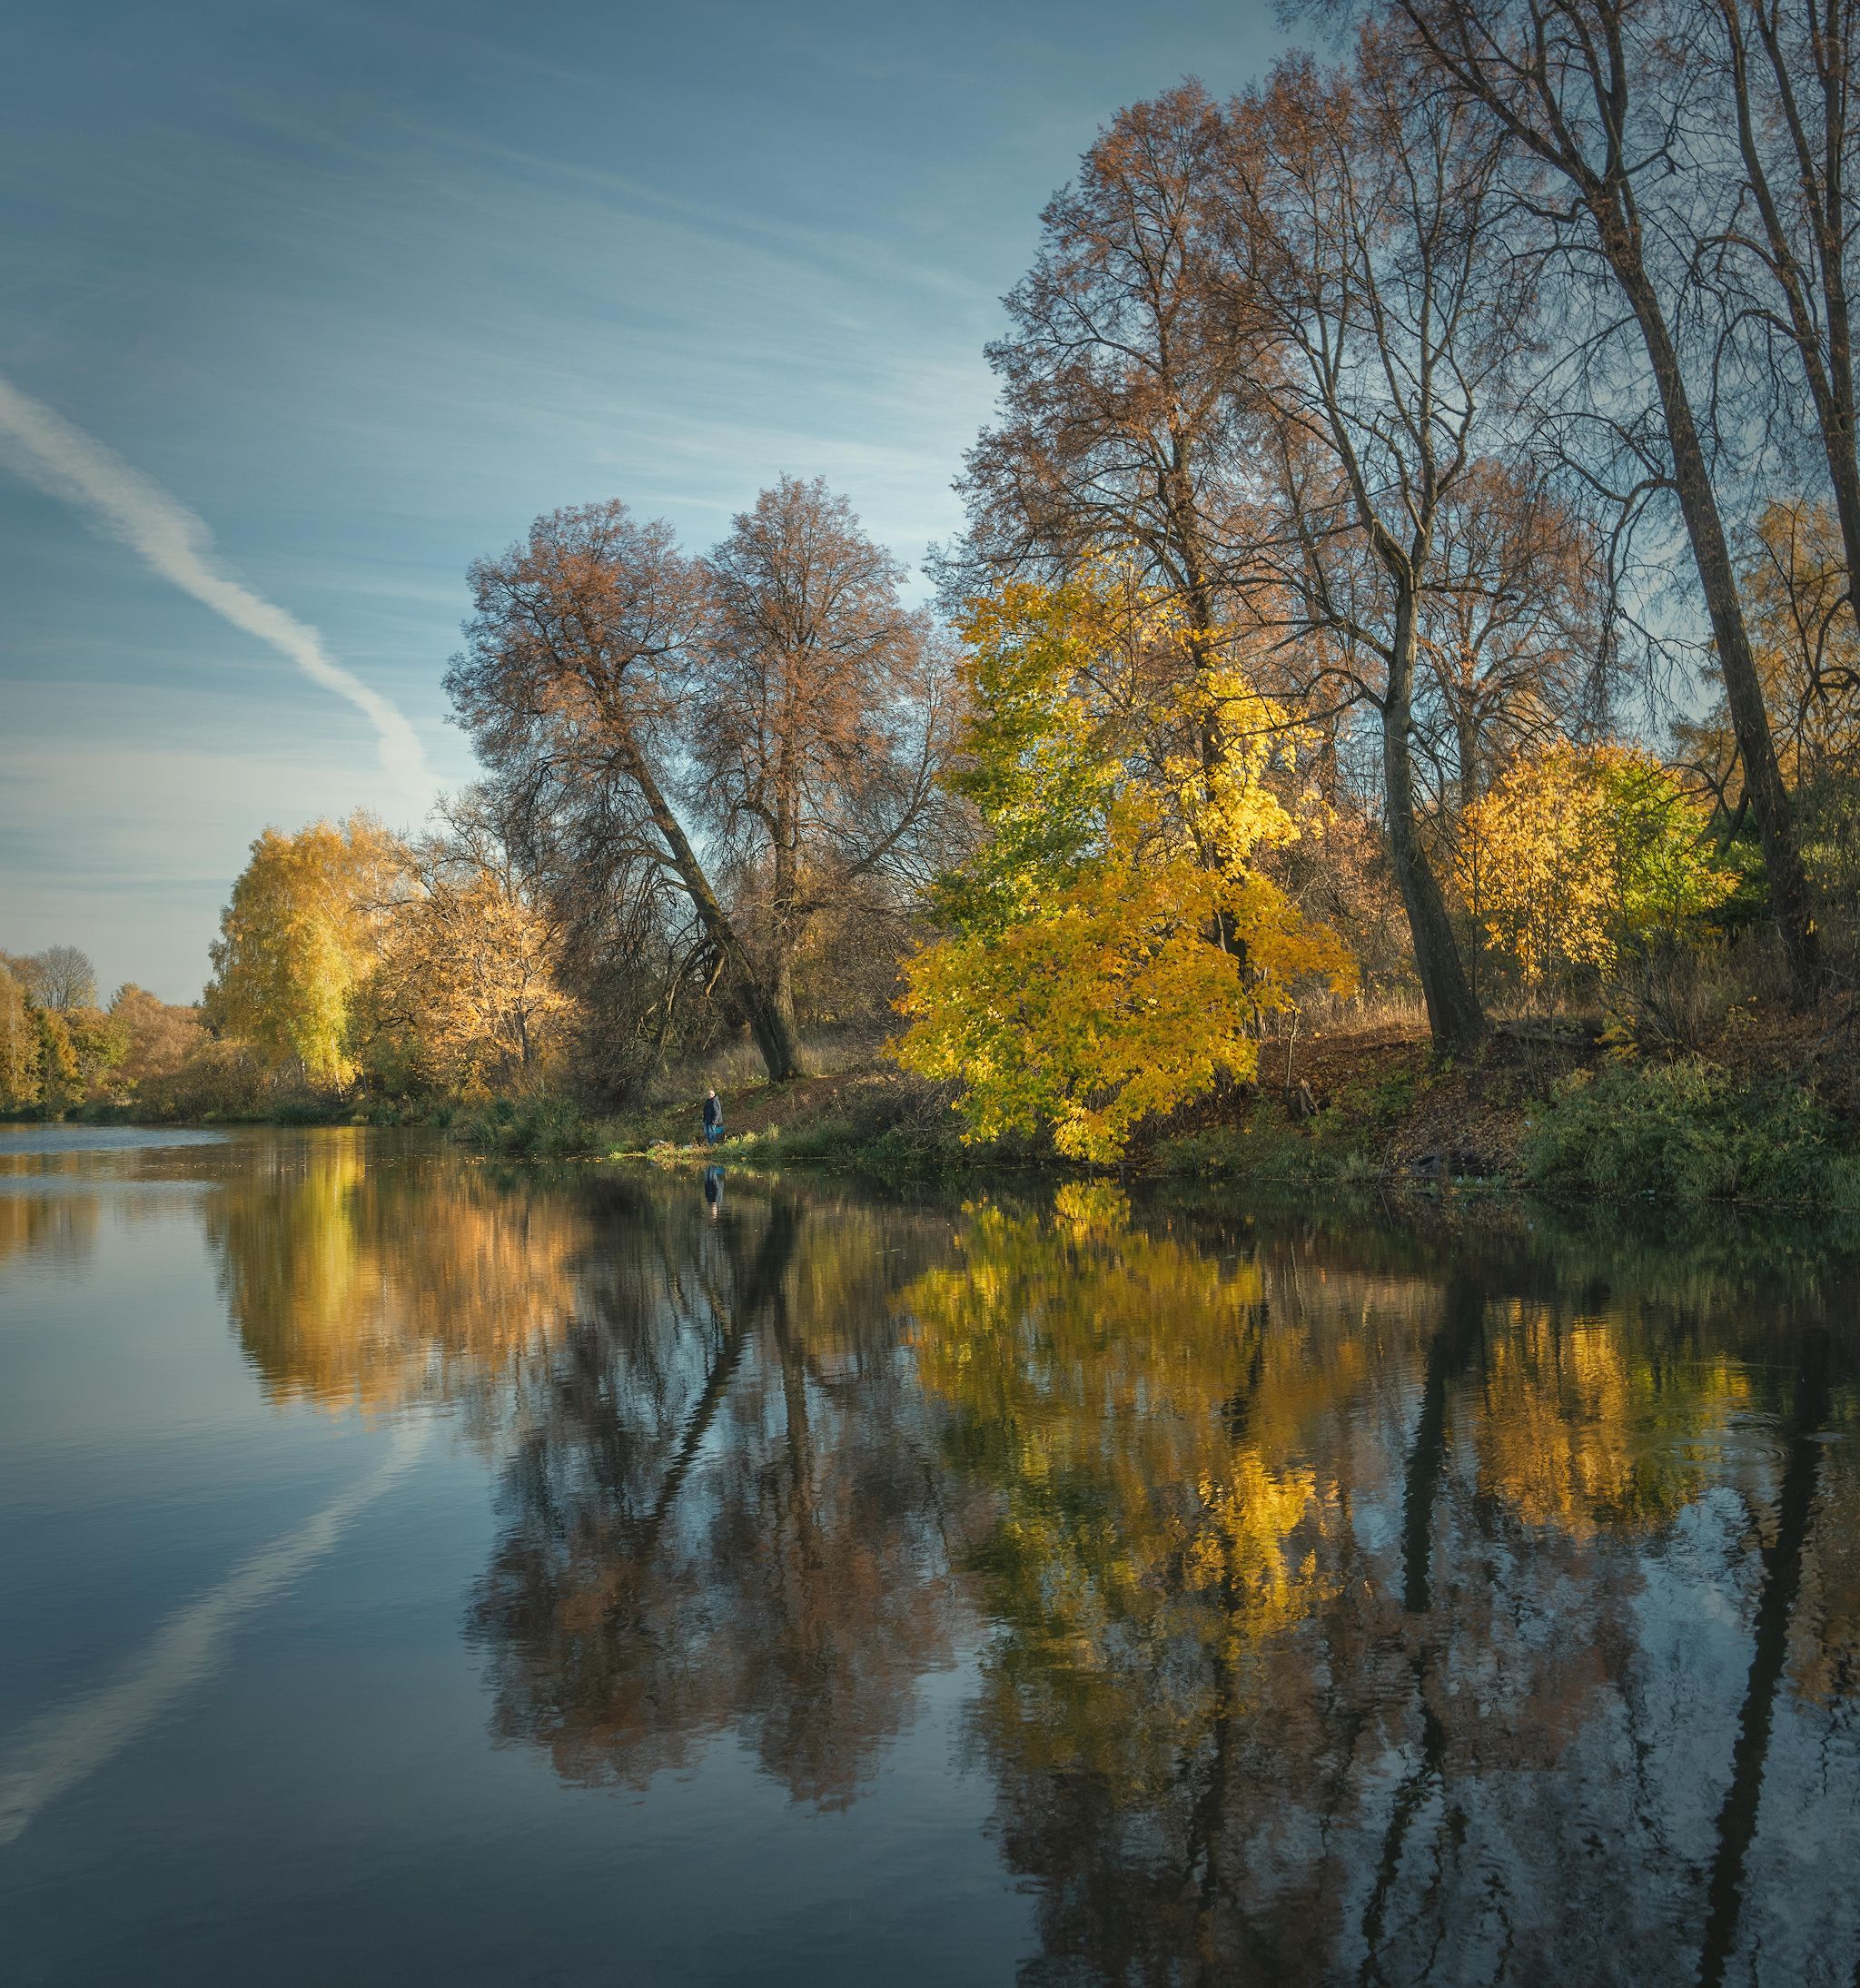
[
  {"x1": 0, "y1": 1422, "x2": 430, "y2": 1845},
  {"x1": 0, "y1": 373, "x2": 428, "y2": 788}
]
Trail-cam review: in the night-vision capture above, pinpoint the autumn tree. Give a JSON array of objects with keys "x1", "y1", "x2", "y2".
[
  {"x1": 1459, "y1": 741, "x2": 1735, "y2": 993},
  {"x1": 1207, "y1": 32, "x2": 1529, "y2": 1050},
  {"x1": 959, "y1": 87, "x2": 1257, "y2": 717},
  {"x1": 0, "y1": 960, "x2": 35, "y2": 1110},
  {"x1": 690, "y1": 477, "x2": 959, "y2": 1060},
  {"x1": 205, "y1": 813, "x2": 406, "y2": 1087},
  {"x1": 1387, "y1": 0, "x2": 1825, "y2": 1003},
  {"x1": 108, "y1": 984, "x2": 205, "y2": 1092},
  {"x1": 1410, "y1": 459, "x2": 1610, "y2": 812},
  {"x1": 897, "y1": 579, "x2": 1352, "y2": 1161},
  {"x1": 28, "y1": 1004, "x2": 124, "y2": 1113},
  {"x1": 1673, "y1": 499, "x2": 1860, "y2": 956},
  {"x1": 361, "y1": 811, "x2": 576, "y2": 1095},
  {"x1": 449, "y1": 491, "x2": 955, "y2": 1083},
  {"x1": 1679, "y1": 499, "x2": 1860, "y2": 802}
]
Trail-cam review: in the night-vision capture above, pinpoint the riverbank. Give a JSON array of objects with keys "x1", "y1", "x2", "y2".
[{"x1": 461, "y1": 998, "x2": 1860, "y2": 1209}]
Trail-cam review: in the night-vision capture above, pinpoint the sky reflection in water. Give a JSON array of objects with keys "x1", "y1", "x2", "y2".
[{"x1": 1, "y1": 1129, "x2": 1857, "y2": 1985}]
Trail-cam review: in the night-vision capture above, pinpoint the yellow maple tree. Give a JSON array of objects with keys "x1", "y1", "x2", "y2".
[
  {"x1": 897, "y1": 579, "x2": 1353, "y2": 1161},
  {"x1": 1457, "y1": 741, "x2": 1733, "y2": 993}
]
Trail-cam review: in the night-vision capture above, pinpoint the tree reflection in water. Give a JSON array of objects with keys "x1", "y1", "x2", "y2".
[
  {"x1": 190, "y1": 1136, "x2": 1860, "y2": 1983},
  {"x1": 903, "y1": 1189, "x2": 1860, "y2": 1986},
  {"x1": 204, "y1": 1131, "x2": 589, "y2": 1430},
  {"x1": 466, "y1": 1175, "x2": 979, "y2": 1807}
]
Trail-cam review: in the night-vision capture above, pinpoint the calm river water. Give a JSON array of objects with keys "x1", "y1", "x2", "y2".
[{"x1": 2, "y1": 1127, "x2": 1857, "y2": 1985}]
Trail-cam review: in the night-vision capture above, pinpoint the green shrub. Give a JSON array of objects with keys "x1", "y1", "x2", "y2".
[
  {"x1": 1360, "y1": 1068, "x2": 1418, "y2": 1125},
  {"x1": 1524, "y1": 1056, "x2": 1860, "y2": 1206},
  {"x1": 1160, "y1": 1105, "x2": 1379, "y2": 1185},
  {"x1": 456, "y1": 1093, "x2": 600, "y2": 1159}
]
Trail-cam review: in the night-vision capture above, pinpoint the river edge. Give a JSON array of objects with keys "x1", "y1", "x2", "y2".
[
  {"x1": 14, "y1": 1006, "x2": 1858, "y2": 1211},
  {"x1": 475, "y1": 1013, "x2": 1860, "y2": 1212}
]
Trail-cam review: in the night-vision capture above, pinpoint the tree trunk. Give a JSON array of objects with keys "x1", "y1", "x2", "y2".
[
  {"x1": 1697, "y1": 1330, "x2": 1831, "y2": 1987},
  {"x1": 1454, "y1": 694, "x2": 1480, "y2": 810},
  {"x1": 618, "y1": 737, "x2": 806, "y2": 1081},
  {"x1": 741, "y1": 989, "x2": 807, "y2": 1090},
  {"x1": 1384, "y1": 607, "x2": 1488, "y2": 1053},
  {"x1": 767, "y1": 945, "x2": 809, "y2": 1080},
  {"x1": 1727, "y1": 0, "x2": 1860, "y2": 648},
  {"x1": 1360, "y1": 1276, "x2": 1486, "y2": 1973},
  {"x1": 758, "y1": 734, "x2": 812, "y2": 1081},
  {"x1": 1596, "y1": 206, "x2": 1823, "y2": 1005}
]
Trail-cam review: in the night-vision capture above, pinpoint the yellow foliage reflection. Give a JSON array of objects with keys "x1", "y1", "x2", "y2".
[
  {"x1": 1475, "y1": 1306, "x2": 1751, "y2": 1538},
  {"x1": 901, "y1": 1187, "x2": 1859, "y2": 1979},
  {"x1": 905, "y1": 1192, "x2": 1344, "y2": 1805},
  {"x1": 204, "y1": 1132, "x2": 587, "y2": 1414}
]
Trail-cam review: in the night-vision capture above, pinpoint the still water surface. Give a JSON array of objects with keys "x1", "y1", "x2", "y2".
[{"x1": 2, "y1": 1128, "x2": 1857, "y2": 1984}]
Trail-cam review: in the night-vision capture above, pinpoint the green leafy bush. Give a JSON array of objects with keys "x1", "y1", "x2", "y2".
[
  {"x1": 1160, "y1": 1106, "x2": 1379, "y2": 1185},
  {"x1": 1524, "y1": 1057, "x2": 1859, "y2": 1206},
  {"x1": 457, "y1": 1093, "x2": 600, "y2": 1159}
]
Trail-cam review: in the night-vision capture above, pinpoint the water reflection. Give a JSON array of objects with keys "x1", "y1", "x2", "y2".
[
  {"x1": 0, "y1": 1188, "x2": 101, "y2": 1272},
  {"x1": 903, "y1": 1192, "x2": 1860, "y2": 1985},
  {"x1": 4, "y1": 1130, "x2": 1858, "y2": 1983},
  {"x1": 203, "y1": 1132, "x2": 587, "y2": 1421},
  {"x1": 469, "y1": 1178, "x2": 979, "y2": 1807}
]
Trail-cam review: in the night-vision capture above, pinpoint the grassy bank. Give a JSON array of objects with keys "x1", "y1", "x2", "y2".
[
  {"x1": 452, "y1": 997, "x2": 1860, "y2": 1212},
  {"x1": 456, "y1": 1068, "x2": 1036, "y2": 1182},
  {"x1": 1154, "y1": 1001, "x2": 1860, "y2": 1210}
]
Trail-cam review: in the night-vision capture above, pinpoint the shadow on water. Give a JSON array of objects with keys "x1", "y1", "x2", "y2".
[{"x1": 8, "y1": 1129, "x2": 1860, "y2": 1984}]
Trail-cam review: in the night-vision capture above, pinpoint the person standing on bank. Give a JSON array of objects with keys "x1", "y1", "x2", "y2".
[{"x1": 703, "y1": 1089, "x2": 724, "y2": 1146}]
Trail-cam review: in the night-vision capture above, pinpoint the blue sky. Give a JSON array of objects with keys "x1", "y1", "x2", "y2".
[{"x1": 0, "y1": 0, "x2": 1285, "y2": 1001}]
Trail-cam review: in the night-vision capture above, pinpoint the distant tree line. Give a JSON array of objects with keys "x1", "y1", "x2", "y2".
[{"x1": 0, "y1": 946, "x2": 203, "y2": 1115}]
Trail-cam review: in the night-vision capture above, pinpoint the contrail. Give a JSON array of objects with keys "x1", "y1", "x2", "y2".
[
  {"x1": 0, "y1": 372, "x2": 428, "y2": 788},
  {"x1": 0, "y1": 1422, "x2": 430, "y2": 1846}
]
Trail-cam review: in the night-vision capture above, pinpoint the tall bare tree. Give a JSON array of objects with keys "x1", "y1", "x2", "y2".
[
  {"x1": 1410, "y1": 459, "x2": 1610, "y2": 812},
  {"x1": 1389, "y1": 0, "x2": 1825, "y2": 1003},
  {"x1": 1707, "y1": 0, "x2": 1860, "y2": 638},
  {"x1": 691, "y1": 477, "x2": 958, "y2": 1058},
  {"x1": 1209, "y1": 35, "x2": 1526, "y2": 1050},
  {"x1": 958, "y1": 85, "x2": 1271, "y2": 874},
  {"x1": 962, "y1": 86, "x2": 1254, "y2": 619},
  {"x1": 14, "y1": 945, "x2": 98, "y2": 1012}
]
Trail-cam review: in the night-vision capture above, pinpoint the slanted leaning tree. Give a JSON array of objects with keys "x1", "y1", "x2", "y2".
[{"x1": 448, "y1": 489, "x2": 955, "y2": 1083}]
